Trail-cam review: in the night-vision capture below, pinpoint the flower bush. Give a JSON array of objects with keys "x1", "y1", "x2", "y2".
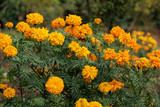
[{"x1": 0, "y1": 13, "x2": 159, "y2": 107}]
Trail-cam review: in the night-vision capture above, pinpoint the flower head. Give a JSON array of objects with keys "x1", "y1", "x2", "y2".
[
  {"x1": 15, "y1": 22, "x2": 30, "y2": 33},
  {"x1": 52, "y1": 17, "x2": 65, "y2": 29},
  {"x1": 48, "y1": 32, "x2": 65, "y2": 45},
  {"x1": 45, "y1": 76, "x2": 64, "y2": 94},
  {"x1": 75, "y1": 46, "x2": 90, "y2": 58},
  {"x1": 94, "y1": 18, "x2": 102, "y2": 24},
  {"x1": 149, "y1": 57, "x2": 160, "y2": 69},
  {"x1": 75, "y1": 98, "x2": 89, "y2": 107},
  {"x1": 109, "y1": 79, "x2": 124, "y2": 92},
  {"x1": 66, "y1": 14, "x2": 82, "y2": 26},
  {"x1": 5, "y1": 22, "x2": 13, "y2": 28},
  {"x1": 103, "y1": 34, "x2": 115, "y2": 43},
  {"x1": 110, "y1": 26, "x2": 125, "y2": 38},
  {"x1": 134, "y1": 57, "x2": 150, "y2": 68},
  {"x1": 0, "y1": 84, "x2": 8, "y2": 90},
  {"x1": 89, "y1": 54, "x2": 97, "y2": 61},
  {"x1": 3, "y1": 87, "x2": 16, "y2": 99},
  {"x1": 99, "y1": 82, "x2": 112, "y2": 93},
  {"x1": 82, "y1": 65, "x2": 98, "y2": 82},
  {"x1": 118, "y1": 33, "x2": 131, "y2": 44},
  {"x1": 3, "y1": 45, "x2": 18, "y2": 57},
  {"x1": 88, "y1": 101, "x2": 103, "y2": 107},
  {"x1": 103, "y1": 48, "x2": 117, "y2": 60},
  {"x1": 115, "y1": 50, "x2": 130, "y2": 65},
  {"x1": 0, "y1": 33, "x2": 12, "y2": 50},
  {"x1": 26, "y1": 13, "x2": 44, "y2": 25},
  {"x1": 68, "y1": 41, "x2": 81, "y2": 52},
  {"x1": 24, "y1": 27, "x2": 36, "y2": 38}
]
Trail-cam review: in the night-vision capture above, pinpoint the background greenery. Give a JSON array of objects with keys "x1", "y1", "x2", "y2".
[{"x1": 0, "y1": 0, "x2": 160, "y2": 31}]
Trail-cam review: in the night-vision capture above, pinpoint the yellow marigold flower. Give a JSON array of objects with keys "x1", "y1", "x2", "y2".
[
  {"x1": 0, "y1": 33, "x2": 12, "y2": 50},
  {"x1": 3, "y1": 87, "x2": 16, "y2": 99},
  {"x1": 48, "y1": 32, "x2": 65, "y2": 45},
  {"x1": 88, "y1": 101, "x2": 103, "y2": 107},
  {"x1": 5, "y1": 22, "x2": 13, "y2": 28},
  {"x1": 80, "y1": 24, "x2": 93, "y2": 37},
  {"x1": 127, "y1": 39, "x2": 138, "y2": 49},
  {"x1": 94, "y1": 18, "x2": 102, "y2": 24},
  {"x1": 45, "y1": 76, "x2": 64, "y2": 94},
  {"x1": 26, "y1": 13, "x2": 44, "y2": 25},
  {"x1": 64, "y1": 25, "x2": 72, "y2": 33},
  {"x1": 98, "y1": 82, "x2": 112, "y2": 93},
  {"x1": 91, "y1": 37, "x2": 100, "y2": 44},
  {"x1": 135, "y1": 57, "x2": 150, "y2": 68},
  {"x1": 149, "y1": 57, "x2": 160, "y2": 69},
  {"x1": 109, "y1": 79, "x2": 124, "y2": 92},
  {"x1": 75, "y1": 98, "x2": 89, "y2": 107},
  {"x1": 110, "y1": 26, "x2": 125, "y2": 38},
  {"x1": 115, "y1": 50, "x2": 130, "y2": 65},
  {"x1": 15, "y1": 22, "x2": 30, "y2": 33},
  {"x1": 0, "y1": 84, "x2": 8, "y2": 90},
  {"x1": 75, "y1": 46, "x2": 90, "y2": 58},
  {"x1": 118, "y1": 33, "x2": 131, "y2": 44},
  {"x1": 68, "y1": 41, "x2": 81, "y2": 52},
  {"x1": 66, "y1": 14, "x2": 82, "y2": 26},
  {"x1": 25, "y1": 27, "x2": 36, "y2": 38},
  {"x1": 52, "y1": 17, "x2": 65, "y2": 29},
  {"x1": 89, "y1": 54, "x2": 97, "y2": 61},
  {"x1": 103, "y1": 34, "x2": 115, "y2": 43},
  {"x1": 30, "y1": 27, "x2": 49, "y2": 41},
  {"x1": 153, "y1": 50, "x2": 160, "y2": 57},
  {"x1": 82, "y1": 65, "x2": 98, "y2": 81},
  {"x1": 103, "y1": 48, "x2": 117, "y2": 60},
  {"x1": 3, "y1": 45, "x2": 18, "y2": 57}
]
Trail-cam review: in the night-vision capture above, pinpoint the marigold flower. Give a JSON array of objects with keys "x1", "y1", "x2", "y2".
[
  {"x1": 115, "y1": 50, "x2": 130, "y2": 65},
  {"x1": 89, "y1": 54, "x2": 97, "y2": 61},
  {"x1": 103, "y1": 34, "x2": 115, "y2": 43},
  {"x1": 82, "y1": 65, "x2": 98, "y2": 82},
  {"x1": 67, "y1": 53, "x2": 72, "y2": 58},
  {"x1": 110, "y1": 26, "x2": 125, "y2": 38},
  {"x1": 131, "y1": 55, "x2": 138, "y2": 61},
  {"x1": 5, "y1": 22, "x2": 13, "y2": 28},
  {"x1": 88, "y1": 101, "x2": 103, "y2": 107},
  {"x1": 91, "y1": 37, "x2": 100, "y2": 44},
  {"x1": 52, "y1": 17, "x2": 65, "y2": 29},
  {"x1": 15, "y1": 22, "x2": 30, "y2": 33},
  {"x1": 64, "y1": 25, "x2": 72, "y2": 33},
  {"x1": 3, "y1": 45, "x2": 18, "y2": 57},
  {"x1": 75, "y1": 46, "x2": 90, "y2": 58},
  {"x1": 134, "y1": 57, "x2": 150, "y2": 68},
  {"x1": 0, "y1": 84, "x2": 8, "y2": 90},
  {"x1": 25, "y1": 27, "x2": 36, "y2": 38},
  {"x1": 66, "y1": 14, "x2": 82, "y2": 26},
  {"x1": 70, "y1": 26, "x2": 81, "y2": 38},
  {"x1": 109, "y1": 79, "x2": 124, "y2": 92},
  {"x1": 68, "y1": 41, "x2": 81, "y2": 52},
  {"x1": 99, "y1": 82, "x2": 112, "y2": 93},
  {"x1": 103, "y1": 48, "x2": 117, "y2": 60},
  {"x1": 94, "y1": 18, "x2": 102, "y2": 24},
  {"x1": 153, "y1": 50, "x2": 160, "y2": 57},
  {"x1": 133, "y1": 44, "x2": 142, "y2": 53},
  {"x1": 147, "y1": 52, "x2": 155, "y2": 59},
  {"x1": 45, "y1": 76, "x2": 64, "y2": 94},
  {"x1": 118, "y1": 33, "x2": 131, "y2": 44},
  {"x1": 0, "y1": 33, "x2": 12, "y2": 50},
  {"x1": 127, "y1": 39, "x2": 138, "y2": 49},
  {"x1": 26, "y1": 13, "x2": 44, "y2": 25},
  {"x1": 48, "y1": 32, "x2": 65, "y2": 45},
  {"x1": 3, "y1": 87, "x2": 16, "y2": 99},
  {"x1": 30, "y1": 27, "x2": 49, "y2": 41},
  {"x1": 80, "y1": 24, "x2": 93, "y2": 37},
  {"x1": 149, "y1": 57, "x2": 160, "y2": 69},
  {"x1": 75, "y1": 98, "x2": 89, "y2": 107}
]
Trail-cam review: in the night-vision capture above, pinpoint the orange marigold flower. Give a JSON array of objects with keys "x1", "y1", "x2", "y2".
[
  {"x1": 0, "y1": 84, "x2": 8, "y2": 90},
  {"x1": 3, "y1": 87, "x2": 16, "y2": 99},
  {"x1": 103, "y1": 48, "x2": 117, "y2": 60},
  {"x1": 118, "y1": 33, "x2": 131, "y2": 44},
  {"x1": 89, "y1": 54, "x2": 97, "y2": 61},
  {"x1": 24, "y1": 27, "x2": 36, "y2": 38},
  {"x1": 70, "y1": 26, "x2": 81, "y2": 37},
  {"x1": 82, "y1": 65, "x2": 98, "y2": 82},
  {"x1": 115, "y1": 49, "x2": 130, "y2": 65},
  {"x1": 94, "y1": 18, "x2": 102, "y2": 24},
  {"x1": 147, "y1": 52, "x2": 155, "y2": 59},
  {"x1": 5, "y1": 22, "x2": 13, "y2": 28},
  {"x1": 88, "y1": 101, "x2": 103, "y2": 107},
  {"x1": 78, "y1": 24, "x2": 93, "y2": 38},
  {"x1": 26, "y1": 13, "x2": 44, "y2": 25},
  {"x1": 15, "y1": 22, "x2": 30, "y2": 33},
  {"x1": 99, "y1": 82, "x2": 112, "y2": 93},
  {"x1": 68, "y1": 41, "x2": 81, "y2": 52},
  {"x1": 133, "y1": 44, "x2": 142, "y2": 53},
  {"x1": 153, "y1": 50, "x2": 160, "y2": 57},
  {"x1": 75, "y1": 46, "x2": 90, "y2": 58},
  {"x1": 48, "y1": 32, "x2": 65, "y2": 45},
  {"x1": 149, "y1": 57, "x2": 160, "y2": 69},
  {"x1": 103, "y1": 34, "x2": 115, "y2": 43},
  {"x1": 52, "y1": 17, "x2": 65, "y2": 29},
  {"x1": 131, "y1": 55, "x2": 139, "y2": 61},
  {"x1": 110, "y1": 26, "x2": 125, "y2": 38},
  {"x1": 109, "y1": 79, "x2": 124, "y2": 92},
  {"x1": 75, "y1": 98, "x2": 89, "y2": 107},
  {"x1": 64, "y1": 25, "x2": 72, "y2": 33},
  {"x1": 45, "y1": 76, "x2": 64, "y2": 94},
  {"x1": 66, "y1": 14, "x2": 82, "y2": 26},
  {"x1": 3, "y1": 45, "x2": 18, "y2": 57},
  {"x1": 67, "y1": 53, "x2": 72, "y2": 58},
  {"x1": 127, "y1": 39, "x2": 138, "y2": 49},
  {"x1": 134, "y1": 57, "x2": 150, "y2": 68},
  {"x1": 0, "y1": 33, "x2": 12, "y2": 50},
  {"x1": 30, "y1": 27, "x2": 49, "y2": 41}
]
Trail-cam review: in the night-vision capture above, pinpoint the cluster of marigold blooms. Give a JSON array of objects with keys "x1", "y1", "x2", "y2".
[{"x1": 0, "y1": 84, "x2": 16, "y2": 99}]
